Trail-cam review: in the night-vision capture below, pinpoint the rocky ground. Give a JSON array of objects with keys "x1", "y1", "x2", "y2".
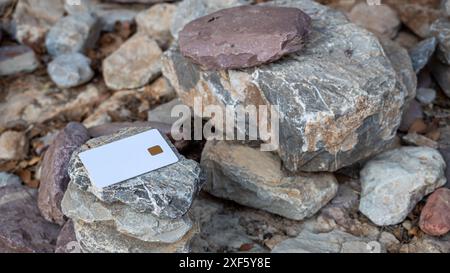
[{"x1": 1, "y1": 0, "x2": 450, "y2": 253}]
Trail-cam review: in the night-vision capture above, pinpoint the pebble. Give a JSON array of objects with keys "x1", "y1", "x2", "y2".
[
  {"x1": 47, "y1": 53, "x2": 94, "y2": 88},
  {"x1": 0, "y1": 45, "x2": 39, "y2": 76},
  {"x1": 419, "y1": 188, "x2": 450, "y2": 236},
  {"x1": 0, "y1": 131, "x2": 29, "y2": 160}
]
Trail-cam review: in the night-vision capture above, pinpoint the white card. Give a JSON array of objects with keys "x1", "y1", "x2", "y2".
[{"x1": 79, "y1": 129, "x2": 179, "y2": 188}]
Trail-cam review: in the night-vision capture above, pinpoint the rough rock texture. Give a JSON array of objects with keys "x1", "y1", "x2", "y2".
[
  {"x1": 179, "y1": 5, "x2": 312, "y2": 70},
  {"x1": 419, "y1": 188, "x2": 450, "y2": 236},
  {"x1": 359, "y1": 147, "x2": 447, "y2": 226},
  {"x1": 163, "y1": 0, "x2": 409, "y2": 172},
  {"x1": 62, "y1": 182, "x2": 193, "y2": 243},
  {"x1": 38, "y1": 122, "x2": 90, "y2": 226},
  {"x1": 47, "y1": 53, "x2": 94, "y2": 88},
  {"x1": 0, "y1": 131, "x2": 28, "y2": 160},
  {"x1": 103, "y1": 34, "x2": 162, "y2": 90},
  {"x1": 400, "y1": 234, "x2": 450, "y2": 253},
  {"x1": 170, "y1": 0, "x2": 249, "y2": 39},
  {"x1": 431, "y1": 58, "x2": 450, "y2": 98},
  {"x1": 68, "y1": 127, "x2": 202, "y2": 219},
  {"x1": 148, "y1": 98, "x2": 185, "y2": 125},
  {"x1": 55, "y1": 220, "x2": 81, "y2": 253},
  {"x1": 0, "y1": 172, "x2": 21, "y2": 188},
  {"x1": 430, "y1": 18, "x2": 450, "y2": 65},
  {"x1": 416, "y1": 88, "x2": 436, "y2": 104},
  {"x1": 409, "y1": 37, "x2": 437, "y2": 73},
  {"x1": 0, "y1": 184, "x2": 59, "y2": 252},
  {"x1": 45, "y1": 12, "x2": 101, "y2": 57},
  {"x1": 0, "y1": 45, "x2": 39, "y2": 76},
  {"x1": 74, "y1": 220, "x2": 196, "y2": 253},
  {"x1": 136, "y1": 3, "x2": 177, "y2": 48},
  {"x1": 399, "y1": 100, "x2": 424, "y2": 132},
  {"x1": 201, "y1": 141, "x2": 338, "y2": 220}
]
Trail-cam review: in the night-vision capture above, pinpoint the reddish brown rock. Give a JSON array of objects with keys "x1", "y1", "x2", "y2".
[
  {"x1": 420, "y1": 188, "x2": 450, "y2": 236},
  {"x1": 179, "y1": 5, "x2": 311, "y2": 70},
  {"x1": 38, "y1": 122, "x2": 90, "y2": 226},
  {"x1": 55, "y1": 220, "x2": 81, "y2": 253}
]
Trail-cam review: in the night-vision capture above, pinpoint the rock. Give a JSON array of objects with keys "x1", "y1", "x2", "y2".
[
  {"x1": 416, "y1": 87, "x2": 436, "y2": 104},
  {"x1": 419, "y1": 188, "x2": 450, "y2": 236},
  {"x1": 272, "y1": 229, "x2": 383, "y2": 253},
  {"x1": 74, "y1": 220, "x2": 196, "y2": 253},
  {"x1": 0, "y1": 184, "x2": 59, "y2": 252},
  {"x1": 6, "y1": 0, "x2": 65, "y2": 48},
  {"x1": 399, "y1": 100, "x2": 424, "y2": 132},
  {"x1": 359, "y1": 147, "x2": 447, "y2": 226},
  {"x1": 179, "y1": 5, "x2": 311, "y2": 70},
  {"x1": 402, "y1": 133, "x2": 438, "y2": 149},
  {"x1": 87, "y1": 121, "x2": 172, "y2": 138},
  {"x1": 45, "y1": 12, "x2": 101, "y2": 57},
  {"x1": 438, "y1": 147, "x2": 450, "y2": 188},
  {"x1": 0, "y1": 0, "x2": 13, "y2": 17},
  {"x1": 68, "y1": 127, "x2": 202, "y2": 219},
  {"x1": 136, "y1": 3, "x2": 177, "y2": 48},
  {"x1": 348, "y1": 3, "x2": 400, "y2": 39},
  {"x1": 430, "y1": 18, "x2": 450, "y2": 65},
  {"x1": 0, "y1": 131, "x2": 28, "y2": 160},
  {"x1": 400, "y1": 234, "x2": 450, "y2": 253},
  {"x1": 55, "y1": 220, "x2": 81, "y2": 253},
  {"x1": 163, "y1": 0, "x2": 408, "y2": 172},
  {"x1": 0, "y1": 172, "x2": 21, "y2": 188},
  {"x1": 170, "y1": 0, "x2": 249, "y2": 39},
  {"x1": 62, "y1": 182, "x2": 193, "y2": 243},
  {"x1": 148, "y1": 98, "x2": 185, "y2": 125},
  {"x1": 430, "y1": 57, "x2": 450, "y2": 98},
  {"x1": 444, "y1": 0, "x2": 450, "y2": 15},
  {"x1": 409, "y1": 37, "x2": 437, "y2": 73},
  {"x1": 38, "y1": 122, "x2": 90, "y2": 226},
  {"x1": 394, "y1": 31, "x2": 420, "y2": 50},
  {"x1": 0, "y1": 45, "x2": 39, "y2": 76},
  {"x1": 201, "y1": 141, "x2": 338, "y2": 220},
  {"x1": 47, "y1": 53, "x2": 94, "y2": 88},
  {"x1": 103, "y1": 34, "x2": 162, "y2": 90}
]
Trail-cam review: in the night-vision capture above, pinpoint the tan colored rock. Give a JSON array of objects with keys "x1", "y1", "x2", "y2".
[
  {"x1": 0, "y1": 131, "x2": 28, "y2": 160},
  {"x1": 136, "y1": 3, "x2": 177, "y2": 48}
]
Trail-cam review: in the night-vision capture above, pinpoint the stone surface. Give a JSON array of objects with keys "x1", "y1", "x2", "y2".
[
  {"x1": 444, "y1": 0, "x2": 450, "y2": 15},
  {"x1": 201, "y1": 141, "x2": 338, "y2": 220},
  {"x1": 179, "y1": 5, "x2": 311, "y2": 70},
  {"x1": 394, "y1": 31, "x2": 420, "y2": 50},
  {"x1": 0, "y1": 172, "x2": 21, "y2": 188},
  {"x1": 0, "y1": 184, "x2": 59, "y2": 252},
  {"x1": 400, "y1": 234, "x2": 450, "y2": 253},
  {"x1": 148, "y1": 98, "x2": 185, "y2": 125},
  {"x1": 103, "y1": 34, "x2": 162, "y2": 90},
  {"x1": 163, "y1": 0, "x2": 409, "y2": 173},
  {"x1": 170, "y1": 0, "x2": 249, "y2": 39},
  {"x1": 38, "y1": 122, "x2": 90, "y2": 226},
  {"x1": 62, "y1": 182, "x2": 193, "y2": 243},
  {"x1": 55, "y1": 220, "x2": 81, "y2": 253},
  {"x1": 419, "y1": 188, "x2": 450, "y2": 236},
  {"x1": 430, "y1": 18, "x2": 450, "y2": 65},
  {"x1": 46, "y1": 12, "x2": 101, "y2": 57},
  {"x1": 0, "y1": 45, "x2": 39, "y2": 76},
  {"x1": 399, "y1": 100, "x2": 424, "y2": 132},
  {"x1": 68, "y1": 127, "x2": 202, "y2": 219},
  {"x1": 402, "y1": 133, "x2": 438, "y2": 149},
  {"x1": 0, "y1": 131, "x2": 28, "y2": 160},
  {"x1": 416, "y1": 87, "x2": 436, "y2": 104},
  {"x1": 359, "y1": 147, "x2": 447, "y2": 226},
  {"x1": 136, "y1": 3, "x2": 177, "y2": 48},
  {"x1": 430, "y1": 57, "x2": 450, "y2": 98},
  {"x1": 47, "y1": 53, "x2": 94, "y2": 88},
  {"x1": 409, "y1": 37, "x2": 437, "y2": 73},
  {"x1": 348, "y1": 3, "x2": 400, "y2": 39}
]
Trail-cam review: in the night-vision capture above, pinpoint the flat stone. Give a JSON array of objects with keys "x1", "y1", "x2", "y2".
[
  {"x1": 148, "y1": 98, "x2": 186, "y2": 125},
  {"x1": 87, "y1": 121, "x2": 172, "y2": 138},
  {"x1": 409, "y1": 37, "x2": 437, "y2": 73},
  {"x1": 201, "y1": 141, "x2": 338, "y2": 220},
  {"x1": 0, "y1": 184, "x2": 59, "y2": 252},
  {"x1": 430, "y1": 18, "x2": 450, "y2": 65},
  {"x1": 179, "y1": 5, "x2": 311, "y2": 70},
  {"x1": 0, "y1": 172, "x2": 21, "y2": 188},
  {"x1": 416, "y1": 87, "x2": 436, "y2": 104},
  {"x1": 170, "y1": 0, "x2": 249, "y2": 39},
  {"x1": 55, "y1": 220, "x2": 81, "y2": 253},
  {"x1": 0, "y1": 131, "x2": 28, "y2": 160},
  {"x1": 0, "y1": 45, "x2": 39, "y2": 76},
  {"x1": 46, "y1": 12, "x2": 101, "y2": 57},
  {"x1": 74, "y1": 220, "x2": 196, "y2": 253},
  {"x1": 47, "y1": 53, "x2": 94, "y2": 88},
  {"x1": 419, "y1": 188, "x2": 450, "y2": 236},
  {"x1": 102, "y1": 34, "x2": 162, "y2": 90},
  {"x1": 430, "y1": 57, "x2": 450, "y2": 98},
  {"x1": 402, "y1": 133, "x2": 438, "y2": 149},
  {"x1": 163, "y1": 0, "x2": 409, "y2": 172},
  {"x1": 68, "y1": 127, "x2": 202, "y2": 219},
  {"x1": 348, "y1": 3, "x2": 400, "y2": 39},
  {"x1": 359, "y1": 147, "x2": 447, "y2": 226},
  {"x1": 136, "y1": 3, "x2": 177, "y2": 48},
  {"x1": 62, "y1": 182, "x2": 193, "y2": 243},
  {"x1": 394, "y1": 31, "x2": 420, "y2": 50},
  {"x1": 38, "y1": 122, "x2": 90, "y2": 225}
]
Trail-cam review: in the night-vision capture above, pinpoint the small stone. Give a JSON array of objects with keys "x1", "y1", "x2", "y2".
[
  {"x1": 419, "y1": 188, "x2": 450, "y2": 236},
  {"x1": 46, "y1": 12, "x2": 101, "y2": 57},
  {"x1": 438, "y1": 148, "x2": 450, "y2": 188},
  {"x1": 394, "y1": 31, "x2": 420, "y2": 50},
  {"x1": 348, "y1": 3, "x2": 400, "y2": 39},
  {"x1": 402, "y1": 133, "x2": 438, "y2": 149},
  {"x1": 55, "y1": 220, "x2": 81, "y2": 253},
  {"x1": 47, "y1": 53, "x2": 94, "y2": 88},
  {"x1": 415, "y1": 87, "x2": 436, "y2": 104},
  {"x1": 136, "y1": 3, "x2": 177, "y2": 48},
  {"x1": 201, "y1": 141, "x2": 338, "y2": 220},
  {"x1": 0, "y1": 45, "x2": 39, "y2": 76},
  {"x1": 359, "y1": 147, "x2": 447, "y2": 226},
  {"x1": 444, "y1": 0, "x2": 450, "y2": 16},
  {"x1": 399, "y1": 100, "x2": 424, "y2": 132},
  {"x1": 430, "y1": 57, "x2": 450, "y2": 98},
  {"x1": 0, "y1": 131, "x2": 28, "y2": 160},
  {"x1": 409, "y1": 37, "x2": 437, "y2": 73},
  {"x1": 38, "y1": 122, "x2": 90, "y2": 226},
  {"x1": 68, "y1": 127, "x2": 202, "y2": 219},
  {"x1": 0, "y1": 172, "x2": 21, "y2": 188},
  {"x1": 430, "y1": 18, "x2": 450, "y2": 65},
  {"x1": 179, "y1": 5, "x2": 311, "y2": 70},
  {"x1": 103, "y1": 34, "x2": 162, "y2": 90},
  {"x1": 148, "y1": 98, "x2": 185, "y2": 125}
]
